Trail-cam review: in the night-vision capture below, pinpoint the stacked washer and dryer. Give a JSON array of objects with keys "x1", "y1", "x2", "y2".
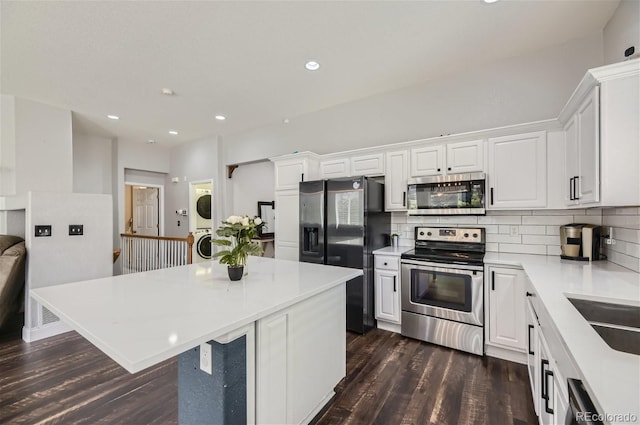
[{"x1": 192, "y1": 185, "x2": 212, "y2": 263}]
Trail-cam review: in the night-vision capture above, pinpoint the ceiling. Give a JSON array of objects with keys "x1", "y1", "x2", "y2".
[{"x1": 1, "y1": 1, "x2": 619, "y2": 146}]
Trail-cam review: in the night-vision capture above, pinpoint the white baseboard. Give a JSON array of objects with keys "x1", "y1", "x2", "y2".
[
  {"x1": 376, "y1": 320, "x2": 401, "y2": 334},
  {"x1": 22, "y1": 321, "x2": 72, "y2": 342},
  {"x1": 302, "y1": 389, "x2": 335, "y2": 425},
  {"x1": 485, "y1": 343, "x2": 527, "y2": 364}
]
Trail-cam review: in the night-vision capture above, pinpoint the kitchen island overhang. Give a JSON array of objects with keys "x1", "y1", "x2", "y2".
[{"x1": 31, "y1": 256, "x2": 362, "y2": 424}]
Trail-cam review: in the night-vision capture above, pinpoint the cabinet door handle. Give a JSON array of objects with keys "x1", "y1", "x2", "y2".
[
  {"x1": 574, "y1": 176, "x2": 580, "y2": 200},
  {"x1": 490, "y1": 187, "x2": 494, "y2": 205},
  {"x1": 526, "y1": 292, "x2": 534, "y2": 297},
  {"x1": 544, "y1": 370, "x2": 555, "y2": 414},
  {"x1": 491, "y1": 270, "x2": 495, "y2": 290},
  {"x1": 384, "y1": 262, "x2": 388, "y2": 266},
  {"x1": 393, "y1": 276, "x2": 397, "y2": 292},
  {"x1": 402, "y1": 191, "x2": 406, "y2": 207},
  {"x1": 437, "y1": 168, "x2": 441, "y2": 172},
  {"x1": 527, "y1": 325, "x2": 534, "y2": 355},
  {"x1": 301, "y1": 173, "x2": 304, "y2": 182},
  {"x1": 447, "y1": 167, "x2": 451, "y2": 171},
  {"x1": 569, "y1": 177, "x2": 574, "y2": 200},
  {"x1": 541, "y1": 359, "x2": 549, "y2": 401}
]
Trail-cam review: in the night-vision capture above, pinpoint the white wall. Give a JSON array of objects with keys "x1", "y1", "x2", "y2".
[
  {"x1": 0, "y1": 95, "x2": 17, "y2": 195},
  {"x1": 73, "y1": 134, "x2": 114, "y2": 194},
  {"x1": 114, "y1": 138, "x2": 170, "y2": 237},
  {"x1": 223, "y1": 32, "x2": 603, "y2": 165},
  {"x1": 23, "y1": 191, "x2": 112, "y2": 341},
  {"x1": 165, "y1": 136, "x2": 222, "y2": 237},
  {"x1": 1, "y1": 96, "x2": 73, "y2": 195},
  {"x1": 603, "y1": 0, "x2": 640, "y2": 64},
  {"x1": 231, "y1": 161, "x2": 275, "y2": 218}
]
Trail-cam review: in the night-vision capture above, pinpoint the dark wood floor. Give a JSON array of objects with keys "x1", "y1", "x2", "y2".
[{"x1": 0, "y1": 317, "x2": 536, "y2": 425}]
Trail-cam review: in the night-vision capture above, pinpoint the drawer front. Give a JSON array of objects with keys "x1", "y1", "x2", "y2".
[{"x1": 375, "y1": 255, "x2": 399, "y2": 271}]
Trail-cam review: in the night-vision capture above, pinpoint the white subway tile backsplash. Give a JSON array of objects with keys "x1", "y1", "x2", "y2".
[
  {"x1": 575, "y1": 215, "x2": 602, "y2": 225},
  {"x1": 486, "y1": 242, "x2": 499, "y2": 252},
  {"x1": 487, "y1": 210, "x2": 532, "y2": 216},
  {"x1": 606, "y1": 251, "x2": 640, "y2": 273},
  {"x1": 532, "y1": 209, "x2": 580, "y2": 216},
  {"x1": 547, "y1": 245, "x2": 562, "y2": 256},
  {"x1": 522, "y1": 235, "x2": 560, "y2": 245},
  {"x1": 389, "y1": 207, "x2": 639, "y2": 271},
  {"x1": 546, "y1": 226, "x2": 560, "y2": 235},
  {"x1": 499, "y1": 244, "x2": 547, "y2": 255},
  {"x1": 483, "y1": 225, "x2": 499, "y2": 234},
  {"x1": 522, "y1": 216, "x2": 573, "y2": 225},
  {"x1": 487, "y1": 234, "x2": 522, "y2": 244},
  {"x1": 519, "y1": 225, "x2": 547, "y2": 235},
  {"x1": 608, "y1": 227, "x2": 640, "y2": 244},
  {"x1": 603, "y1": 215, "x2": 640, "y2": 229},
  {"x1": 478, "y1": 215, "x2": 522, "y2": 225}
]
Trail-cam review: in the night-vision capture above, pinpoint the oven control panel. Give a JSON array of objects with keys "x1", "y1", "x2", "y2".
[{"x1": 415, "y1": 227, "x2": 484, "y2": 243}]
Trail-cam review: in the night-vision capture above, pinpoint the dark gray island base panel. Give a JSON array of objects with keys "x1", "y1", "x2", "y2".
[{"x1": 178, "y1": 336, "x2": 246, "y2": 425}]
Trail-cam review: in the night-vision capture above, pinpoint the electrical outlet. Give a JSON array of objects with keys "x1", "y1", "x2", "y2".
[
  {"x1": 200, "y1": 342, "x2": 212, "y2": 375},
  {"x1": 35, "y1": 225, "x2": 52, "y2": 237},
  {"x1": 69, "y1": 224, "x2": 83, "y2": 236},
  {"x1": 509, "y1": 225, "x2": 519, "y2": 237}
]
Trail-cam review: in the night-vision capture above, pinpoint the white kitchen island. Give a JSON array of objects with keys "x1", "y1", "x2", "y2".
[{"x1": 31, "y1": 256, "x2": 362, "y2": 425}]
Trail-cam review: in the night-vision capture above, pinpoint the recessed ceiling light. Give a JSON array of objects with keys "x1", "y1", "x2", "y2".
[
  {"x1": 169, "y1": 130, "x2": 178, "y2": 135},
  {"x1": 146, "y1": 139, "x2": 156, "y2": 144},
  {"x1": 161, "y1": 88, "x2": 175, "y2": 96},
  {"x1": 305, "y1": 61, "x2": 320, "y2": 71},
  {"x1": 107, "y1": 114, "x2": 119, "y2": 120},
  {"x1": 483, "y1": 0, "x2": 499, "y2": 3},
  {"x1": 215, "y1": 115, "x2": 226, "y2": 121},
  {"x1": 283, "y1": 118, "x2": 290, "y2": 124}
]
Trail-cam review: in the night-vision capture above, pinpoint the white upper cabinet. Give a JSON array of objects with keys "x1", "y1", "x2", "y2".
[
  {"x1": 272, "y1": 152, "x2": 320, "y2": 190},
  {"x1": 320, "y1": 158, "x2": 350, "y2": 179},
  {"x1": 487, "y1": 131, "x2": 547, "y2": 209},
  {"x1": 446, "y1": 139, "x2": 484, "y2": 174},
  {"x1": 559, "y1": 59, "x2": 640, "y2": 207},
  {"x1": 385, "y1": 150, "x2": 409, "y2": 211},
  {"x1": 564, "y1": 87, "x2": 600, "y2": 205},
  {"x1": 350, "y1": 152, "x2": 385, "y2": 176},
  {"x1": 410, "y1": 140, "x2": 484, "y2": 177},
  {"x1": 410, "y1": 145, "x2": 444, "y2": 176}
]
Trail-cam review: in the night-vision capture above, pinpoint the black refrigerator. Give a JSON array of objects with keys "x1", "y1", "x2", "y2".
[{"x1": 299, "y1": 176, "x2": 390, "y2": 334}]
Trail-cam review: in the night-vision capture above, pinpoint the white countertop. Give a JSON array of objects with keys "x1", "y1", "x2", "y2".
[
  {"x1": 31, "y1": 257, "x2": 362, "y2": 374},
  {"x1": 485, "y1": 253, "x2": 640, "y2": 422},
  {"x1": 372, "y1": 246, "x2": 412, "y2": 256}
]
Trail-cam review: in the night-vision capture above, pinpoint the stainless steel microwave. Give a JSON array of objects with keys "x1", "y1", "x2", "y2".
[{"x1": 407, "y1": 172, "x2": 486, "y2": 215}]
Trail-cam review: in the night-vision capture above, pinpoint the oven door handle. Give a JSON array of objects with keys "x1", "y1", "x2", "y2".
[{"x1": 400, "y1": 259, "x2": 483, "y2": 273}]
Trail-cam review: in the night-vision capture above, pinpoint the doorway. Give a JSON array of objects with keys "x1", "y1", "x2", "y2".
[{"x1": 125, "y1": 184, "x2": 163, "y2": 236}]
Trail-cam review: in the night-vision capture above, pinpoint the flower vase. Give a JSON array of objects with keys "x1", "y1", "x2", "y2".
[{"x1": 227, "y1": 265, "x2": 244, "y2": 281}]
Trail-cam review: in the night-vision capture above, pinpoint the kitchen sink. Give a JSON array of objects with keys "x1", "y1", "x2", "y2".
[{"x1": 567, "y1": 297, "x2": 640, "y2": 356}]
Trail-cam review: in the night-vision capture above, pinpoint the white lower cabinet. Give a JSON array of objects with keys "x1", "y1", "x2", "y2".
[
  {"x1": 487, "y1": 266, "x2": 526, "y2": 353},
  {"x1": 256, "y1": 285, "x2": 346, "y2": 424},
  {"x1": 526, "y1": 286, "x2": 572, "y2": 425},
  {"x1": 374, "y1": 254, "x2": 401, "y2": 329}
]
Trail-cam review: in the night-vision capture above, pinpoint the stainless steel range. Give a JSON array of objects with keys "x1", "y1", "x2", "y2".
[{"x1": 400, "y1": 226, "x2": 485, "y2": 355}]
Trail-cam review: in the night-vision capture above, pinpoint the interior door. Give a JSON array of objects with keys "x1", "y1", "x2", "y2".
[{"x1": 133, "y1": 187, "x2": 159, "y2": 236}]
